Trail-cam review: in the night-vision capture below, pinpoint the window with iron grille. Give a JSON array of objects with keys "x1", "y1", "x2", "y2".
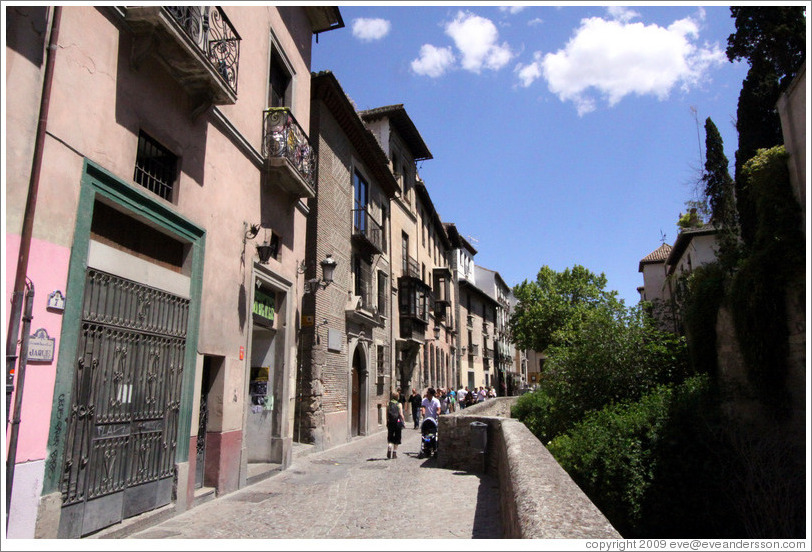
[
  {"x1": 377, "y1": 271, "x2": 387, "y2": 315},
  {"x1": 377, "y1": 345, "x2": 387, "y2": 376},
  {"x1": 134, "y1": 131, "x2": 178, "y2": 201}
]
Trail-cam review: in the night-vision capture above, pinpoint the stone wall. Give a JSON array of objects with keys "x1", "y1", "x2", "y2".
[{"x1": 438, "y1": 398, "x2": 621, "y2": 539}]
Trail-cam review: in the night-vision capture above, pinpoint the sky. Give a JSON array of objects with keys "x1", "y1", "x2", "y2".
[{"x1": 310, "y1": 2, "x2": 755, "y2": 306}]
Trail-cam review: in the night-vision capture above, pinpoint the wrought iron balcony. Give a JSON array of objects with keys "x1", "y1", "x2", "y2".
[
  {"x1": 125, "y1": 6, "x2": 240, "y2": 108},
  {"x1": 401, "y1": 255, "x2": 420, "y2": 279},
  {"x1": 262, "y1": 108, "x2": 316, "y2": 198},
  {"x1": 352, "y1": 208, "x2": 384, "y2": 256}
]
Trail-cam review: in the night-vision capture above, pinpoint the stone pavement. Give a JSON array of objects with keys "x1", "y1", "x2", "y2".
[{"x1": 124, "y1": 426, "x2": 501, "y2": 539}]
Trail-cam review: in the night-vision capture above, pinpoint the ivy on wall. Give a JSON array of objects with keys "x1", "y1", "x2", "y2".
[{"x1": 728, "y1": 146, "x2": 803, "y2": 414}]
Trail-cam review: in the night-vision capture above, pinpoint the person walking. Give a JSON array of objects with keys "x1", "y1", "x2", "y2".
[
  {"x1": 408, "y1": 388, "x2": 422, "y2": 429},
  {"x1": 458, "y1": 386, "x2": 467, "y2": 409},
  {"x1": 421, "y1": 387, "x2": 441, "y2": 422},
  {"x1": 397, "y1": 386, "x2": 407, "y2": 418},
  {"x1": 464, "y1": 388, "x2": 474, "y2": 408},
  {"x1": 386, "y1": 391, "x2": 405, "y2": 459}
]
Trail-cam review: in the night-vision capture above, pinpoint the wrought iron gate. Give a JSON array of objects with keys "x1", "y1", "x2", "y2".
[{"x1": 59, "y1": 269, "x2": 189, "y2": 537}]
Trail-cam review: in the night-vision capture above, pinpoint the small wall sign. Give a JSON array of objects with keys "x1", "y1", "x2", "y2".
[
  {"x1": 47, "y1": 290, "x2": 66, "y2": 312},
  {"x1": 28, "y1": 328, "x2": 56, "y2": 363}
]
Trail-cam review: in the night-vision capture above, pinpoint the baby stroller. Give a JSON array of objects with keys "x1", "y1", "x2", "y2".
[{"x1": 418, "y1": 417, "x2": 438, "y2": 458}]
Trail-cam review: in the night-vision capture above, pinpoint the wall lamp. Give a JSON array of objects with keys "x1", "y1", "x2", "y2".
[
  {"x1": 298, "y1": 254, "x2": 337, "y2": 294},
  {"x1": 244, "y1": 222, "x2": 275, "y2": 265}
]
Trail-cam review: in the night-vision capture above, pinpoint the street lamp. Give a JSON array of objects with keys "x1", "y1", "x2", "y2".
[{"x1": 299, "y1": 254, "x2": 337, "y2": 294}]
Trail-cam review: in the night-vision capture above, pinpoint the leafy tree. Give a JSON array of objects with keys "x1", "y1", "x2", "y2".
[
  {"x1": 512, "y1": 277, "x2": 689, "y2": 442},
  {"x1": 510, "y1": 265, "x2": 619, "y2": 353},
  {"x1": 535, "y1": 304, "x2": 688, "y2": 439},
  {"x1": 726, "y1": 7, "x2": 806, "y2": 90}
]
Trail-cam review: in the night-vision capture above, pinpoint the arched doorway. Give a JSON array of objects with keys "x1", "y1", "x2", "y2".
[{"x1": 351, "y1": 346, "x2": 366, "y2": 437}]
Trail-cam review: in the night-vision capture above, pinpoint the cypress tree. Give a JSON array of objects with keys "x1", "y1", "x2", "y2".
[{"x1": 702, "y1": 117, "x2": 738, "y2": 269}]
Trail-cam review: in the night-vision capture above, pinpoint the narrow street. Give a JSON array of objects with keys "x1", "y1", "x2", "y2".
[{"x1": 115, "y1": 427, "x2": 501, "y2": 539}]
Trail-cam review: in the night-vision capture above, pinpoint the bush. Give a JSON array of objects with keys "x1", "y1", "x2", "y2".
[
  {"x1": 547, "y1": 375, "x2": 726, "y2": 537},
  {"x1": 513, "y1": 305, "x2": 689, "y2": 442}
]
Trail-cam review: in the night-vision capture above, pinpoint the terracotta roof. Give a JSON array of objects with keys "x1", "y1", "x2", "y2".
[{"x1": 638, "y1": 243, "x2": 672, "y2": 272}]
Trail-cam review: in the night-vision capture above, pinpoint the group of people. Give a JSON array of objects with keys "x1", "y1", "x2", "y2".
[
  {"x1": 455, "y1": 385, "x2": 497, "y2": 410},
  {"x1": 385, "y1": 384, "x2": 498, "y2": 459}
]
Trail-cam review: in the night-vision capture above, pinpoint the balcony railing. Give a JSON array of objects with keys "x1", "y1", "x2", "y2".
[
  {"x1": 402, "y1": 255, "x2": 420, "y2": 279},
  {"x1": 165, "y1": 6, "x2": 240, "y2": 94},
  {"x1": 352, "y1": 208, "x2": 384, "y2": 255},
  {"x1": 126, "y1": 6, "x2": 240, "y2": 106},
  {"x1": 262, "y1": 108, "x2": 316, "y2": 198}
]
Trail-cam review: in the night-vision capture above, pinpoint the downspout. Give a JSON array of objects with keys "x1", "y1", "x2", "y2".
[
  {"x1": 5, "y1": 5, "x2": 62, "y2": 530},
  {"x1": 6, "y1": 282, "x2": 34, "y2": 529}
]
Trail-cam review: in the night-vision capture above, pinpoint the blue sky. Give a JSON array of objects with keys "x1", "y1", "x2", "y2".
[{"x1": 311, "y1": 3, "x2": 751, "y2": 305}]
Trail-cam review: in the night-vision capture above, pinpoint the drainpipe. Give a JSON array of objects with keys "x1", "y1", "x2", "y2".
[
  {"x1": 6, "y1": 282, "x2": 34, "y2": 529},
  {"x1": 5, "y1": 5, "x2": 61, "y2": 530}
]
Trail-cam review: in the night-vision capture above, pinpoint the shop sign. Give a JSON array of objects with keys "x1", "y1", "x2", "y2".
[
  {"x1": 253, "y1": 289, "x2": 275, "y2": 324},
  {"x1": 28, "y1": 328, "x2": 56, "y2": 362}
]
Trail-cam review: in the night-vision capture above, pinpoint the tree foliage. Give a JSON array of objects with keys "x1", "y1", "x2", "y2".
[
  {"x1": 729, "y1": 145, "x2": 804, "y2": 413},
  {"x1": 511, "y1": 266, "x2": 689, "y2": 441},
  {"x1": 726, "y1": 7, "x2": 806, "y2": 90},
  {"x1": 510, "y1": 264, "x2": 619, "y2": 353},
  {"x1": 726, "y1": 6, "x2": 806, "y2": 249}
]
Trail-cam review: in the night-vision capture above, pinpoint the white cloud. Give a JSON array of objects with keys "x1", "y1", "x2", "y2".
[
  {"x1": 445, "y1": 11, "x2": 514, "y2": 73},
  {"x1": 351, "y1": 18, "x2": 391, "y2": 42},
  {"x1": 499, "y1": 6, "x2": 526, "y2": 15},
  {"x1": 606, "y1": 6, "x2": 640, "y2": 23},
  {"x1": 540, "y1": 15, "x2": 727, "y2": 115},
  {"x1": 411, "y1": 44, "x2": 455, "y2": 78},
  {"x1": 515, "y1": 52, "x2": 543, "y2": 88},
  {"x1": 528, "y1": 17, "x2": 544, "y2": 27}
]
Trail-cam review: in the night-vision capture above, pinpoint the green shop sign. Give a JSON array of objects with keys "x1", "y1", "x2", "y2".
[{"x1": 253, "y1": 289, "x2": 275, "y2": 323}]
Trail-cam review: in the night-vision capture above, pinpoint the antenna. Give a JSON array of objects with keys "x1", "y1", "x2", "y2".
[
  {"x1": 690, "y1": 106, "x2": 703, "y2": 167},
  {"x1": 660, "y1": 229, "x2": 667, "y2": 245}
]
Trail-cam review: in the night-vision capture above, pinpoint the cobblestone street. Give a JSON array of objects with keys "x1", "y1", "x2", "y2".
[{"x1": 123, "y1": 427, "x2": 501, "y2": 540}]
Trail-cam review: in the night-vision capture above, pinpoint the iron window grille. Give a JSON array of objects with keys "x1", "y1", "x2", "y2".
[{"x1": 134, "y1": 131, "x2": 178, "y2": 201}]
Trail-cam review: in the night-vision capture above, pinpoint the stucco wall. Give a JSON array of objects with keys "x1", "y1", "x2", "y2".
[{"x1": 776, "y1": 63, "x2": 806, "y2": 218}]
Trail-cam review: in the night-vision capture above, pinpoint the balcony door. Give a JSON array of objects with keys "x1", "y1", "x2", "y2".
[{"x1": 353, "y1": 170, "x2": 368, "y2": 234}]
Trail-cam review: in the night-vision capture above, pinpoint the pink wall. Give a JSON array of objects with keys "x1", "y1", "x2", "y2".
[{"x1": 5, "y1": 233, "x2": 70, "y2": 462}]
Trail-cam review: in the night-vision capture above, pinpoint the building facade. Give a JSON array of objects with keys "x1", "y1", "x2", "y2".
[
  {"x1": 414, "y1": 181, "x2": 457, "y2": 393},
  {"x1": 475, "y1": 266, "x2": 519, "y2": 395},
  {"x1": 358, "y1": 105, "x2": 436, "y2": 397},
  {"x1": 4, "y1": 5, "x2": 342, "y2": 538},
  {"x1": 297, "y1": 71, "x2": 398, "y2": 450}
]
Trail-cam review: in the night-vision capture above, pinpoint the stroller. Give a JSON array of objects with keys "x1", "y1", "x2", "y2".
[{"x1": 418, "y1": 417, "x2": 438, "y2": 458}]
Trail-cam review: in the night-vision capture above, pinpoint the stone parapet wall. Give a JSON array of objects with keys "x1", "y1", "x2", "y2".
[{"x1": 438, "y1": 397, "x2": 621, "y2": 539}]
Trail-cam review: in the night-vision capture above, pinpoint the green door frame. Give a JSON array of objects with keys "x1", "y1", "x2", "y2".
[{"x1": 41, "y1": 159, "x2": 206, "y2": 496}]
